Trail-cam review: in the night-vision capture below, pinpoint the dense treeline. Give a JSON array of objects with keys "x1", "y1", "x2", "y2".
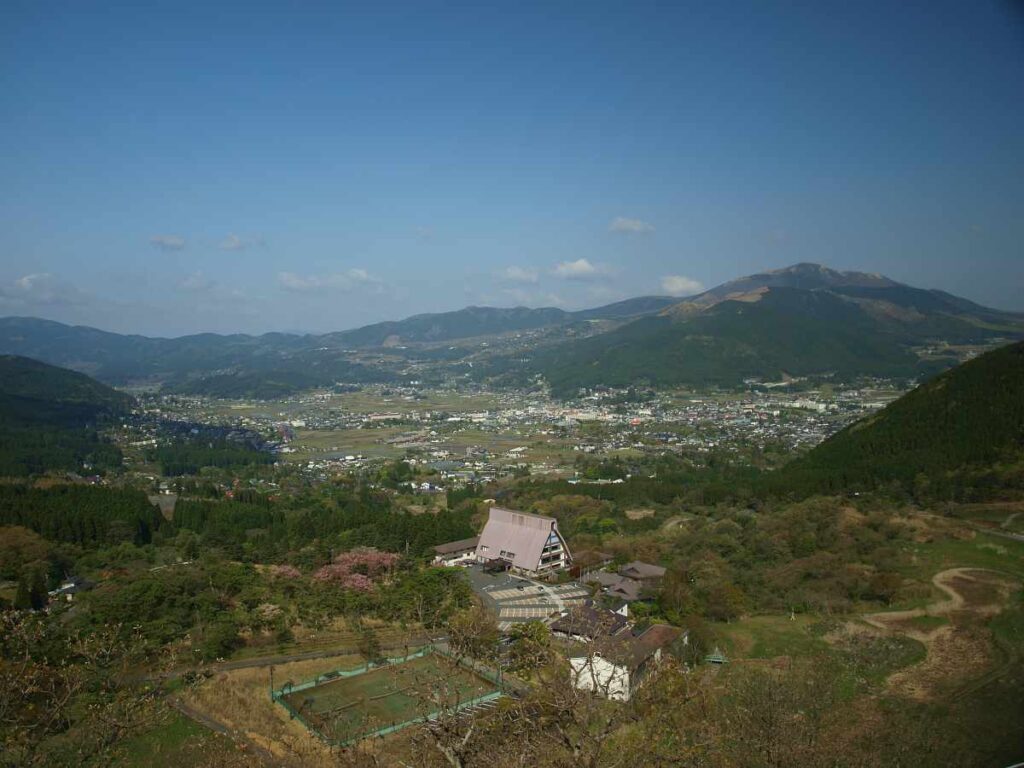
[
  {"x1": 72, "y1": 559, "x2": 471, "y2": 657},
  {"x1": 172, "y1": 486, "x2": 476, "y2": 561},
  {"x1": 775, "y1": 341, "x2": 1024, "y2": 501},
  {"x1": 0, "y1": 484, "x2": 164, "y2": 546},
  {"x1": 504, "y1": 453, "x2": 761, "y2": 512},
  {"x1": 146, "y1": 439, "x2": 276, "y2": 476},
  {"x1": 0, "y1": 423, "x2": 123, "y2": 477},
  {"x1": 0, "y1": 355, "x2": 130, "y2": 476}
]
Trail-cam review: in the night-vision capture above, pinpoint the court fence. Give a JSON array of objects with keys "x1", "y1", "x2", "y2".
[{"x1": 270, "y1": 643, "x2": 505, "y2": 747}]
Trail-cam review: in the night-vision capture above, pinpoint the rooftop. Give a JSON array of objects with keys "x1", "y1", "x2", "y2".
[{"x1": 433, "y1": 536, "x2": 480, "y2": 555}]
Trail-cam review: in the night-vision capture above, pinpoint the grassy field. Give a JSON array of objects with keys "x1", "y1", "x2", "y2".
[
  {"x1": 113, "y1": 709, "x2": 238, "y2": 767},
  {"x1": 208, "y1": 389, "x2": 503, "y2": 420},
  {"x1": 902, "y1": 529, "x2": 1024, "y2": 582},
  {"x1": 714, "y1": 614, "x2": 831, "y2": 660},
  {"x1": 228, "y1": 618, "x2": 429, "y2": 661},
  {"x1": 286, "y1": 426, "x2": 408, "y2": 461},
  {"x1": 281, "y1": 653, "x2": 498, "y2": 743}
]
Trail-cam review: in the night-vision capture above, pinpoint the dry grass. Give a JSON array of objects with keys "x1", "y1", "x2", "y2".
[
  {"x1": 861, "y1": 568, "x2": 1020, "y2": 701},
  {"x1": 182, "y1": 654, "x2": 367, "y2": 766}
]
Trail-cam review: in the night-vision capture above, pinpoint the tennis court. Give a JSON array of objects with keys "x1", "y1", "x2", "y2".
[{"x1": 276, "y1": 651, "x2": 501, "y2": 744}]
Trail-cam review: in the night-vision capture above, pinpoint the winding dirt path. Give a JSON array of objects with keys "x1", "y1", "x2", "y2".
[{"x1": 860, "y1": 568, "x2": 1019, "y2": 700}]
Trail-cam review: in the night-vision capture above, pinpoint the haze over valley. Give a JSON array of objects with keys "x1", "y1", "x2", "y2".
[{"x1": 2, "y1": 3, "x2": 1023, "y2": 768}]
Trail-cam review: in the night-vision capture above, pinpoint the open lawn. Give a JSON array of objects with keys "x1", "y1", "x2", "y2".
[
  {"x1": 714, "y1": 614, "x2": 830, "y2": 660},
  {"x1": 113, "y1": 708, "x2": 240, "y2": 768},
  {"x1": 902, "y1": 529, "x2": 1024, "y2": 582}
]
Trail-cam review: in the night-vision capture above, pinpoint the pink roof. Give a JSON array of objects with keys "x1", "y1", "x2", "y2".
[{"x1": 475, "y1": 506, "x2": 568, "y2": 571}]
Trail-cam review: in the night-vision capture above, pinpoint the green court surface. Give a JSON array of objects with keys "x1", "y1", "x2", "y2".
[{"x1": 279, "y1": 653, "x2": 498, "y2": 743}]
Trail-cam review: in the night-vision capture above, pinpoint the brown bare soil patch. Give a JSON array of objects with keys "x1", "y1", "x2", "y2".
[
  {"x1": 625, "y1": 508, "x2": 655, "y2": 521},
  {"x1": 860, "y1": 568, "x2": 1019, "y2": 701}
]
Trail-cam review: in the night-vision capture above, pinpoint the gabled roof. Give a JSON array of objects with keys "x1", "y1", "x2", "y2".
[
  {"x1": 602, "y1": 626, "x2": 684, "y2": 671},
  {"x1": 619, "y1": 561, "x2": 666, "y2": 580},
  {"x1": 582, "y1": 571, "x2": 644, "y2": 601},
  {"x1": 551, "y1": 602, "x2": 629, "y2": 640},
  {"x1": 433, "y1": 536, "x2": 480, "y2": 555},
  {"x1": 583, "y1": 571, "x2": 624, "y2": 588},
  {"x1": 608, "y1": 577, "x2": 643, "y2": 602},
  {"x1": 475, "y1": 507, "x2": 568, "y2": 571}
]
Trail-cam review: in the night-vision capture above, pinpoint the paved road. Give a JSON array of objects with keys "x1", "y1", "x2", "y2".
[{"x1": 973, "y1": 525, "x2": 1024, "y2": 544}]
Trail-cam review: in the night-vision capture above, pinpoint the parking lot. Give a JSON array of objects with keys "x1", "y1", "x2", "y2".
[{"x1": 461, "y1": 564, "x2": 591, "y2": 631}]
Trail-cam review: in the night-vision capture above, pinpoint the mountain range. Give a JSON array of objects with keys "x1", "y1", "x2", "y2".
[
  {"x1": 1, "y1": 263, "x2": 1021, "y2": 398},
  {"x1": 530, "y1": 263, "x2": 1024, "y2": 395}
]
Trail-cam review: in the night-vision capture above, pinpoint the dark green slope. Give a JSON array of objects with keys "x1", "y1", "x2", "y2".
[
  {"x1": 324, "y1": 305, "x2": 572, "y2": 347},
  {"x1": 319, "y1": 298, "x2": 676, "y2": 346},
  {"x1": 776, "y1": 341, "x2": 1024, "y2": 499},
  {"x1": 0, "y1": 355, "x2": 132, "y2": 476},
  {"x1": 533, "y1": 267, "x2": 1024, "y2": 396},
  {"x1": 537, "y1": 288, "x2": 926, "y2": 396}
]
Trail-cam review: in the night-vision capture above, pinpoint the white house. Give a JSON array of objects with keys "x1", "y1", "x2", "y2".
[
  {"x1": 431, "y1": 536, "x2": 480, "y2": 567},
  {"x1": 569, "y1": 624, "x2": 683, "y2": 702}
]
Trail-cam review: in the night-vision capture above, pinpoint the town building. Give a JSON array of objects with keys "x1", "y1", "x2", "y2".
[
  {"x1": 431, "y1": 536, "x2": 480, "y2": 567},
  {"x1": 475, "y1": 506, "x2": 572, "y2": 576}
]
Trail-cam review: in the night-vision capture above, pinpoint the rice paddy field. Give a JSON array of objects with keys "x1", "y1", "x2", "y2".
[{"x1": 278, "y1": 653, "x2": 499, "y2": 744}]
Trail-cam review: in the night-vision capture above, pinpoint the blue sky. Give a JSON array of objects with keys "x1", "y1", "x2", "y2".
[{"x1": 1, "y1": 1, "x2": 1022, "y2": 335}]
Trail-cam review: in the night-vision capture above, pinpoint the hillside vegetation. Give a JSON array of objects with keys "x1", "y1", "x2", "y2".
[
  {"x1": 776, "y1": 340, "x2": 1024, "y2": 500},
  {"x1": 0, "y1": 355, "x2": 131, "y2": 475},
  {"x1": 530, "y1": 264, "x2": 1024, "y2": 396}
]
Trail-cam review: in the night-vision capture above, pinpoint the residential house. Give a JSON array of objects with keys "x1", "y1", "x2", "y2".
[{"x1": 569, "y1": 624, "x2": 684, "y2": 702}]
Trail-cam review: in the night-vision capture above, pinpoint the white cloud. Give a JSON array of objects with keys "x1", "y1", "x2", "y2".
[
  {"x1": 660, "y1": 275, "x2": 705, "y2": 297},
  {"x1": 277, "y1": 269, "x2": 378, "y2": 293},
  {"x1": 609, "y1": 216, "x2": 654, "y2": 234},
  {"x1": 220, "y1": 233, "x2": 265, "y2": 251},
  {"x1": 499, "y1": 265, "x2": 539, "y2": 284},
  {"x1": 553, "y1": 258, "x2": 603, "y2": 280},
  {"x1": 0, "y1": 273, "x2": 90, "y2": 308},
  {"x1": 150, "y1": 234, "x2": 186, "y2": 251}
]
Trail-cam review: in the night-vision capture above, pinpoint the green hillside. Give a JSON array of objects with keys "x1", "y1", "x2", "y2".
[
  {"x1": 0, "y1": 355, "x2": 132, "y2": 476},
  {"x1": 536, "y1": 288, "x2": 928, "y2": 396},
  {"x1": 532, "y1": 270, "x2": 1023, "y2": 396},
  {"x1": 0, "y1": 297, "x2": 674, "y2": 397},
  {"x1": 775, "y1": 341, "x2": 1024, "y2": 500}
]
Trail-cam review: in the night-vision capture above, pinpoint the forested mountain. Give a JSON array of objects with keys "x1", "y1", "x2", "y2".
[
  {"x1": 775, "y1": 340, "x2": 1024, "y2": 500},
  {"x1": 0, "y1": 356, "x2": 132, "y2": 476},
  {"x1": 2, "y1": 265, "x2": 1020, "y2": 399},
  {"x1": 530, "y1": 265, "x2": 1024, "y2": 396},
  {"x1": 0, "y1": 297, "x2": 674, "y2": 396}
]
